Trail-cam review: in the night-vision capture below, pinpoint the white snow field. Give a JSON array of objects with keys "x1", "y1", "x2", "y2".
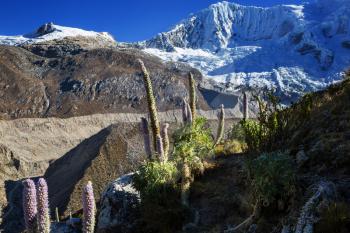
[{"x1": 0, "y1": 23, "x2": 115, "y2": 46}]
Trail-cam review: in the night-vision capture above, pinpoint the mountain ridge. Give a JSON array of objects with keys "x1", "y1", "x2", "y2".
[{"x1": 0, "y1": 22, "x2": 116, "y2": 46}]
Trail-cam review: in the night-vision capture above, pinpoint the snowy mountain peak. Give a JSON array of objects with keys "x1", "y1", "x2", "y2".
[
  {"x1": 141, "y1": 0, "x2": 350, "y2": 102},
  {"x1": 143, "y1": 1, "x2": 308, "y2": 52},
  {"x1": 31, "y1": 22, "x2": 56, "y2": 37},
  {"x1": 0, "y1": 23, "x2": 116, "y2": 46}
]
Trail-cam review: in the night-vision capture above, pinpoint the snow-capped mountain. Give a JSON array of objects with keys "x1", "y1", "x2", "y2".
[
  {"x1": 0, "y1": 22, "x2": 116, "y2": 46},
  {"x1": 141, "y1": 0, "x2": 350, "y2": 101}
]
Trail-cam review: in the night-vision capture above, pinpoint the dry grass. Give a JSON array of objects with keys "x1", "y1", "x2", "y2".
[{"x1": 214, "y1": 140, "x2": 247, "y2": 156}]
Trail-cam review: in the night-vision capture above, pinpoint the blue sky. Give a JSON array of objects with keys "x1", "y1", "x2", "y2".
[{"x1": 0, "y1": 0, "x2": 305, "y2": 42}]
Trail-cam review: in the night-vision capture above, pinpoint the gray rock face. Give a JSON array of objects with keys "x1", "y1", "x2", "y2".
[
  {"x1": 21, "y1": 35, "x2": 116, "y2": 58},
  {"x1": 296, "y1": 150, "x2": 309, "y2": 167},
  {"x1": 97, "y1": 173, "x2": 140, "y2": 233},
  {"x1": 35, "y1": 23, "x2": 56, "y2": 37}
]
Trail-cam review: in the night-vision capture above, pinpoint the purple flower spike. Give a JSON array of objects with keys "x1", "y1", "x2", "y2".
[
  {"x1": 22, "y1": 179, "x2": 37, "y2": 231},
  {"x1": 37, "y1": 178, "x2": 50, "y2": 233},
  {"x1": 82, "y1": 181, "x2": 96, "y2": 233}
]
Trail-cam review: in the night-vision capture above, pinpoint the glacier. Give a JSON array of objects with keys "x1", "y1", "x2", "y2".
[{"x1": 141, "y1": 0, "x2": 350, "y2": 102}]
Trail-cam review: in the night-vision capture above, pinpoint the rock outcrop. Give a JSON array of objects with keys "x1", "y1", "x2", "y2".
[{"x1": 97, "y1": 173, "x2": 140, "y2": 233}]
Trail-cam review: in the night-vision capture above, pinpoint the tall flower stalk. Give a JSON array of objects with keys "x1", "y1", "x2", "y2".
[
  {"x1": 141, "y1": 117, "x2": 152, "y2": 160},
  {"x1": 243, "y1": 92, "x2": 249, "y2": 120},
  {"x1": 181, "y1": 158, "x2": 191, "y2": 207},
  {"x1": 182, "y1": 99, "x2": 189, "y2": 124},
  {"x1": 138, "y1": 59, "x2": 160, "y2": 150},
  {"x1": 156, "y1": 135, "x2": 165, "y2": 162},
  {"x1": 161, "y1": 123, "x2": 170, "y2": 162},
  {"x1": 36, "y1": 178, "x2": 50, "y2": 233},
  {"x1": 22, "y1": 179, "x2": 37, "y2": 233},
  {"x1": 188, "y1": 73, "x2": 197, "y2": 120},
  {"x1": 55, "y1": 207, "x2": 59, "y2": 222},
  {"x1": 186, "y1": 102, "x2": 193, "y2": 124},
  {"x1": 215, "y1": 104, "x2": 225, "y2": 146},
  {"x1": 82, "y1": 181, "x2": 96, "y2": 233}
]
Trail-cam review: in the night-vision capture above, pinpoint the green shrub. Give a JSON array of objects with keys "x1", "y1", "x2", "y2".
[
  {"x1": 228, "y1": 122, "x2": 246, "y2": 142},
  {"x1": 173, "y1": 117, "x2": 213, "y2": 206},
  {"x1": 240, "y1": 119, "x2": 264, "y2": 153},
  {"x1": 223, "y1": 139, "x2": 247, "y2": 154},
  {"x1": 173, "y1": 117, "x2": 213, "y2": 167},
  {"x1": 246, "y1": 151, "x2": 296, "y2": 207},
  {"x1": 134, "y1": 116, "x2": 213, "y2": 231},
  {"x1": 215, "y1": 139, "x2": 247, "y2": 156},
  {"x1": 239, "y1": 90, "x2": 292, "y2": 153},
  {"x1": 133, "y1": 161, "x2": 188, "y2": 233},
  {"x1": 133, "y1": 161, "x2": 178, "y2": 197}
]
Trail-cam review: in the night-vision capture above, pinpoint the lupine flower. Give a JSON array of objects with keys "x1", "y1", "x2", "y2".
[
  {"x1": 22, "y1": 179, "x2": 37, "y2": 232},
  {"x1": 37, "y1": 178, "x2": 50, "y2": 233},
  {"x1": 82, "y1": 181, "x2": 96, "y2": 233}
]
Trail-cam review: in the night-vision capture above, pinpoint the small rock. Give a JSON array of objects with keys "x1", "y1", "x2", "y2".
[
  {"x1": 296, "y1": 150, "x2": 308, "y2": 166},
  {"x1": 281, "y1": 225, "x2": 291, "y2": 233},
  {"x1": 66, "y1": 218, "x2": 81, "y2": 228},
  {"x1": 247, "y1": 224, "x2": 257, "y2": 233}
]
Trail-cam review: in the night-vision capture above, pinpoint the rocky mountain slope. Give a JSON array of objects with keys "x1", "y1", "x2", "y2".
[
  {"x1": 141, "y1": 0, "x2": 350, "y2": 102},
  {"x1": 0, "y1": 43, "x2": 213, "y2": 119}
]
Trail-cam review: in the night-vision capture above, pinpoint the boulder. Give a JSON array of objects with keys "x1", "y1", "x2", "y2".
[{"x1": 97, "y1": 173, "x2": 140, "y2": 233}]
